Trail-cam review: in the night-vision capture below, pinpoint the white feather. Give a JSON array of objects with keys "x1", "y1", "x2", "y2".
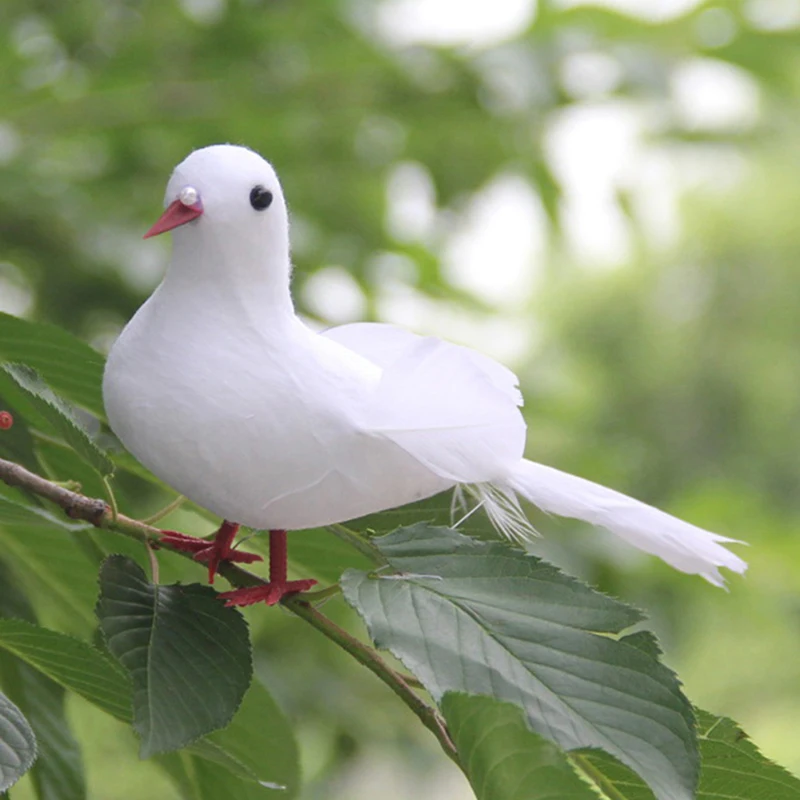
[
  {"x1": 362, "y1": 336, "x2": 526, "y2": 483},
  {"x1": 462, "y1": 482, "x2": 536, "y2": 543},
  {"x1": 325, "y1": 322, "x2": 523, "y2": 405},
  {"x1": 500, "y1": 460, "x2": 747, "y2": 586}
]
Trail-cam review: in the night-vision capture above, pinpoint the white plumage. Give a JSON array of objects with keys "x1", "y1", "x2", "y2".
[{"x1": 103, "y1": 144, "x2": 746, "y2": 588}]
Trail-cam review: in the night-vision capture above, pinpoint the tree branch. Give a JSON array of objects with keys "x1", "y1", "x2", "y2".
[
  {"x1": 0, "y1": 457, "x2": 108, "y2": 525},
  {"x1": 0, "y1": 455, "x2": 458, "y2": 764}
]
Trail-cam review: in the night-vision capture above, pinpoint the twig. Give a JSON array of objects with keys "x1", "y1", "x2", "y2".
[
  {"x1": 301, "y1": 584, "x2": 343, "y2": 604},
  {"x1": 0, "y1": 457, "x2": 109, "y2": 526},
  {"x1": 0, "y1": 456, "x2": 458, "y2": 764},
  {"x1": 282, "y1": 597, "x2": 458, "y2": 761},
  {"x1": 142, "y1": 494, "x2": 186, "y2": 525},
  {"x1": 102, "y1": 475, "x2": 119, "y2": 522},
  {"x1": 327, "y1": 523, "x2": 386, "y2": 566},
  {"x1": 146, "y1": 539, "x2": 160, "y2": 585}
]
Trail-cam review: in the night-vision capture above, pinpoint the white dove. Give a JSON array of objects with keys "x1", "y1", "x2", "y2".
[{"x1": 103, "y1": 144, "x2": 746, "y2": 606}]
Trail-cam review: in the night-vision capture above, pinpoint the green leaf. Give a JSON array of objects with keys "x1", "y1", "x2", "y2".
[
  {"x1": 575, "y1": 708, "x2": 800, "y2": 800},
  {"x1": 0, "y1": 618, "x2": 131, "y2": 723},
  {"x1": 0, "y1": 658, "x2": 85, "y2": 800},
  {"x1": 1, "y1": 364, "x2": 112, "y2": 476},
  {"x1": 35, "y1": 438, "x2": 109, "y2": 503},
  {"x1": 0, "y1": 690, "x2": 37, "y2": 793},
  {"x1": 190, "y1": 756, "x2": 288, "y2": 797},
  {"x1": 0, "y1": 559, "x2": 38, "y2": 624},
  {"x1": 0, "y1": 392, "x2": 44, "y2": 475},
  {"x1": 442, "y1": 693, "x2": 598, "y2": 800},
  {"x1": 96, "y1": 555, "x2": 252, "y2": 758},
  {"x1": 696, "y1": 709, "x2": 800, "y2": 798},
  {"x1": 352, "y1": 492, "x2": 463, "y2": 535},
  {"x1": 0, "y1": 495, "x2": 101, "y2": 635},
  {"x1": 569, "y1": 751, "x2": 656, "y2": 800},
  {"x1": 0, "y1": 565, "x2": 86, "y2": 800},
  {"x1": 341, "y1": 524, "x2": 697, "y2": 800},
  {"x1": 0, "y1": 314, "x2": 106, "y2": 419},
  {"x1": 157, "y1": 674, "x2": 299, "y2": 797},
  {"x1": 185, "y1": 679, "x2": 299, "y2": 795},
  {"x1": 353, "y1": 490, "x2": 500, "y2": 543},
  {"x1": 0, "y1": 369, "x2": 63, "y2": 454},
  {"x1": 159, "y1": 751, "x2": 286, "y2": 800}
]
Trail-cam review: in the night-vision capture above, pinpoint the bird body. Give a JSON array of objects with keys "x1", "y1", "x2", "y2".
[
  {"x1": 105, "y1": 298, "x2": 458, "y2": 528},
  {"x1": 103, "y1": 144, "x2": 746, "y2": 594}
]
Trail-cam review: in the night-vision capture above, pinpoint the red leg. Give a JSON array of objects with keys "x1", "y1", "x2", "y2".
[
  {"x1": 218, "y1": 529, "x2": 317, "y2": 607},
  {"x1": 160, "y1": 520, "x2": 263, "y2": 584}
]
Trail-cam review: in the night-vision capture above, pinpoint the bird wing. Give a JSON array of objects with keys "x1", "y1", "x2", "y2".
[
  {"x1": 323, "y1": 322, "x2": 523, "y2": 405},
  {"x1": 322, "y1": 322, "x2": 420, "y2": 369},
  {"x1": 323, "y1": 323, "x2": 526, "y2": 484}
]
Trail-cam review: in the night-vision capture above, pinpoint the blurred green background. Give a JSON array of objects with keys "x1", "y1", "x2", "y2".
[{"x1": 2, "y1": 0, "x2": 799, "y2": 797}]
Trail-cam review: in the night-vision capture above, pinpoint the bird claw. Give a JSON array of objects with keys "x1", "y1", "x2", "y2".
[
  {"x1": 159, "y1": 528, "x2": 263, "y2": 584},
  {"x1": 159, "y1": 530, "x2": 211, "y2": 554},
  {"x1": 218, "y1": 579, "x2": 318, "y2": 607},
  {"x1": 191, "y1": 548, "x2": 263, "y2": 565}
]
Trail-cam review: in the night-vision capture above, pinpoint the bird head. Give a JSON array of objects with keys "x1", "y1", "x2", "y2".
[
  {"x1": 143, "y1": 145, "x2": 295, "y2": 304},
  {"x1": 145, "y1": 144, "x2": 288, "y2": 245}
]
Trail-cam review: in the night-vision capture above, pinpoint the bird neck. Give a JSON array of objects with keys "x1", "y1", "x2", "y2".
[{"x1": 160, "y1": 225, "x2": 296, "y2": 323}]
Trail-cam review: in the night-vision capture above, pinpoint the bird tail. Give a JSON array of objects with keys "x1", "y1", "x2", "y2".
[{"x1": 479, "y1": 459, "x2": 747, "y2": 587}]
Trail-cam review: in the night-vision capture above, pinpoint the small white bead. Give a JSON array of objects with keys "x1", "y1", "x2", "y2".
[{"x1": 179, "y1": 185, "x2": 199, "y2": 206}]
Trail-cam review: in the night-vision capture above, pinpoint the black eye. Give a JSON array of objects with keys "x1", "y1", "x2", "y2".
[{"x1": 249, "y1": 185, "x2": 273, "y2": 211}]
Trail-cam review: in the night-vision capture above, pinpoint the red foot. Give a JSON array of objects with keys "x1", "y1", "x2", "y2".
[
  {"x1": 215, "y1": 529, "x2": 316, "y2": 607},
  {"x1": 218, "y1": 579, "x2": 318, "y2": 607},
  {"x1": 160, "y1": 521, "x2": 262, "y2": 584}
]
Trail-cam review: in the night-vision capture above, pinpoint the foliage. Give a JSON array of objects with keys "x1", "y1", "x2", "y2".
[
  {"x1": 0, "y1": 690, "x2": 36, "y2": 794},
  {"x1": 96, "y1": 556, "x2": 252, "y2": 758},
  {"x1": 0, "y1": 326, "x2": 795, "y2": 800},
  {"x1": 1, "y1": 0, "x2": 800, "y2": 797},
  {"x1": 342, "y1": 525, "x2": 697, "y2": 800}
]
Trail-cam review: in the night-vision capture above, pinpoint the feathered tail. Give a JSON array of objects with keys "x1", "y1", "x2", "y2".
[{"x1": 480, "y1": 459, "x2": 747, "y2": 587}]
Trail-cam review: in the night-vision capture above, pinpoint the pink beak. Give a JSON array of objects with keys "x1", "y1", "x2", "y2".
[{"x1": 143, "y1": 198, "x2": 204, "y2": 239}]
